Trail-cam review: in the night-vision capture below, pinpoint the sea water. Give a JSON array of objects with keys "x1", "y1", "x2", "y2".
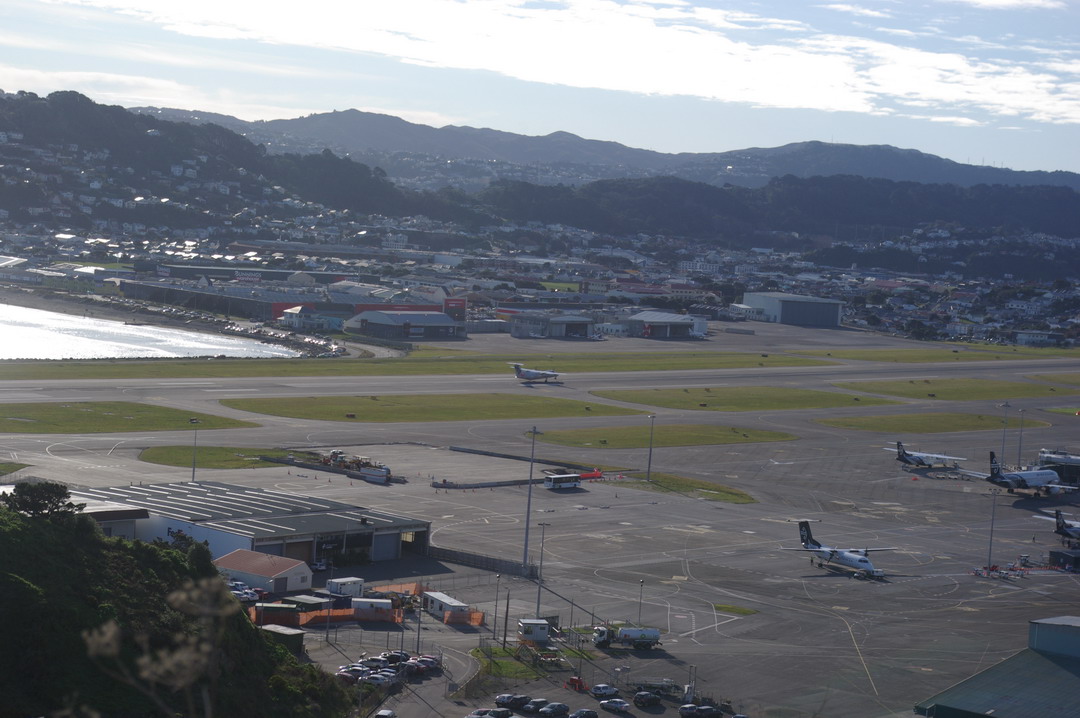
[{"x1": 0, "y1": 304, "x2": 301, "y2": 360}]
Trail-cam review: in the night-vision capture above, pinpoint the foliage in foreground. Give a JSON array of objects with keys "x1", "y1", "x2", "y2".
[{"x1": 0, "y1": 483, "x2": 352, "y2": 718}]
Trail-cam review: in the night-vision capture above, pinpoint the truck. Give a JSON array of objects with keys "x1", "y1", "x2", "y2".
[
  {"x1": 326, "y1": 577, "x2": 365, "y2": 597},
  {"x1": 593, "y1": 625, "x2": 662, "y2": 649},
  {"x1": 322, "y1": 451, "x2": 391, "y2": 484}
]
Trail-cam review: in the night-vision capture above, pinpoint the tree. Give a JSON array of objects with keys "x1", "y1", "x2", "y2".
[{"x1": 0, "y1": 481, "x2": 85, "y2": 518}]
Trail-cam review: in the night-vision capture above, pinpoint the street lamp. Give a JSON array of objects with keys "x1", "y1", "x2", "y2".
[
  {"x1": 1017, "y1": 409, "x2": 1026, "y2": 468},
  {"x1": 536, "y1": 522, "x2": 550, "y2": 617},
  {"x1": 637, "y1": 579, "x2": 644, "y2": 625},
  {"x1": 646, "y1": 415, "x2": 656, "y2": 483},
  {"x1": 189, "y1": 418, "x2": 200, "y2": 482},
  {"x1": 492, "y1": 574, "x2": 501, "y2": 639},
  {"x1": 522, "y1": 426, "x2": 542, "y2": 574},
  {"x1": 986, "y1": 488, "x2": 1001, "y2": 577},
  {"x1": 998, "y1": 402, "x2": 1011, "y2": 466}
]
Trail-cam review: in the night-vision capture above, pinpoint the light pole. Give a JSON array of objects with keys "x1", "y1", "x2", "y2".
[
  {"x1": 522, "y1": 427, "x2": 542, "y2": 574},
  {"x1": 189, "y1": 418, "x2": 200, "y2": 482},
  {"x1": 637, "y1": 579, "x2": 644, "y2": 625},
  {"x1": 492, "y1": 574, "x2": 501, "y2": 638},
  {"x1": 986, "y1": 488, "x2": 1001, "y2": 577},
  {"x1": 1017, "y1": 409, "x2": 1026, "y2": 468},
  {"x1": 998, "y1": 402, "x2": 1011, "y2": 466},
  {"x1": 646, "y1": 415, "x2": 656, "y2": 483},
  {"x1": 535, "y1": 522, "x2": 550, "y2": 617}
]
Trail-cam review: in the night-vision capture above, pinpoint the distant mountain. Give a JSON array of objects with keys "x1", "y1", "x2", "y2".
[{"x1": 132, "y1": 106, "x2": 1080, "y2": 191}]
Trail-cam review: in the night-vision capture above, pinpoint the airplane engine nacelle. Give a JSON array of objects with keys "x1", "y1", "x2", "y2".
[{"x1": 1047, "y1": 485, "x2": 1063, "y2": 495}]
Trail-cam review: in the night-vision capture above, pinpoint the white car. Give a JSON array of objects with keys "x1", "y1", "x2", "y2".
[{"x1": 589, "y1": 684, "x2": 619, "y2": 698}]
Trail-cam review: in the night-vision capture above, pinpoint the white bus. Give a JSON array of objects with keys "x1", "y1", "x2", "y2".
[{"x1": 544, "y1": 473, "x2": 581, "y2": 490}]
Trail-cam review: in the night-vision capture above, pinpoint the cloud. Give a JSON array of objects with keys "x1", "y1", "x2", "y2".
[
  {"x1": 938, "y1": 0, "x2": 1065, "y2": 8},
  {"x1": 818, "y1": 4, "x2": 892, "y2": 18},
  {"x1": 25, "y1": 0, "x2": 1080, "y2": 126}
]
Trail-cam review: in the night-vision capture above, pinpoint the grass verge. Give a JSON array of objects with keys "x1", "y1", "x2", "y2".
[
  {"x1": 0, "y1": 462, "x2": 29, "y2": 476},
  {"x1": 798, "y1": 347, "x2": 1076, "y2": 362},
  {"x1": 0, "y1": 402, "x2": 258, "y2": 434},
  {"x1": 589, "y1": 386, "x2": 898, "y2": 411},
  {"x1": 539, "y1": 424, "x2": 796, "y2": 448},
  {"x1": 713, "y1": 604, "x2": 759, "y2": 616},
  {"x1": 139, "y1": 446, "x2": 312, "y2": 469},
  {"x1": 470, "y1": 647, "x2": 544, "y2": 680},
  {"x1": 620, "y1": 471, "x2": 755, "y2": 503},
  {"x1": 832, "y1": 377, "x2": 1079, "y2": 401},
  {"x1": 222, "y1": 393, "x2": 645, "y2": 422},
  {"x1": 816, "y1": 412, "x2": 1051, "y2": 433}
]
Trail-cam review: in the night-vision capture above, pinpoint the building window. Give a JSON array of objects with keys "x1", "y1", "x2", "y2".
[{"x1": 300, "y1": 575, "x2": 307, "y2": 584}]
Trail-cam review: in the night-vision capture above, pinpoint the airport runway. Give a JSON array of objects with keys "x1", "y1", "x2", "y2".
[{"x1": 2, "y1": 334, "x2": 1080, "y2": 717}]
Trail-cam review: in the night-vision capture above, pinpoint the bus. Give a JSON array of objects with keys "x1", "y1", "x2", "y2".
[{"x1": 543, "y1": 473, "x2": 581, "y2": 490}]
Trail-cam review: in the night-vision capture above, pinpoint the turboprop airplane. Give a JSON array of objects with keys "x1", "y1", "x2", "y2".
[
  {"x1": 511, "y1": 363, "x2": 560, "y2": 383},
  {"x1": 1034, "y1": 510, "x2": 1080, "y2": 540},
  {"x1": 885, "y1": 441, "x2": 966, "y2": 468},
  {"x1": 958, "y1": 452, "x2": 1078, "y2": 494},
  {"x1": 782, "y1": 521, "x2": 896, "y2": 578}
]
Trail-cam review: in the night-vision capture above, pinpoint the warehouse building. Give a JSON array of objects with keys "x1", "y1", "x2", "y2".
[
  {"x1": 914, "y1": 616, "x2": 1080, "y2": 717},
  {"x1": 71, "y1": 481, "x2": 430, "y2": 563},
  {"x1": 740, "y1": 292, "x2": 844, "y2": 327},
  {"x1": 344, "y1": 309, "x2": 464, "y2": 340}
]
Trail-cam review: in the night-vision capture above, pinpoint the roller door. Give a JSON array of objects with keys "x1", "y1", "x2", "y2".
[{"x1": 371, "y1": 532, "x2": 400, "y2": 561}]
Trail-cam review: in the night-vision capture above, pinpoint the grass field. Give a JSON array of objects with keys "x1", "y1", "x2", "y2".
[
  {"x1": 1031, "y1": 372, "x2": 1080, "y2": 387},
  {"x1": 619, "y1": 471, "x2": 756, "y2": 503},
  {"x1": 0, "y1": 462, "x2": 29, "y2": 476},
  {"x1": 221, "y1": 393, "x2": 645, "y2": 422},
  {"x1": 538, "y1": 423, "x2": 797, "y2": 448},
  {"x1": 1045, "y1": 407, "x2": 1080, "y2": 416},
  {"x1": 0, "y1": 350, "x2": 833, "y2": 381},
  {"x1": 797, "y1": 347, "x2": 1068, "y2": 362},
  {"x1": 589, "y1": 386, "x2": 899, "y2": 411},
  {"x1": 816, "y1": 412, "x2": 1051, "y2": 433},
  {"x1": 831, "y1": 377, "x2": 1079, "y2": 401},
  {"x1": 139, "y1": 446, "x2": 311, "y2": 469},
  {"x1": 0, "y1": 402, "x2": 258, "y2": 434}
]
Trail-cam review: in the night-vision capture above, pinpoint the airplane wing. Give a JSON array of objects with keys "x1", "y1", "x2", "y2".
[
  {"x1": 845, "y1": 547, "x2": 898, "y2": 553},
  {"x1": 956, "y1": 468, "x2": 990, "y2": 479},
  {"x1": 885, "y1": 447, "x2": 967, "y2": 461}
]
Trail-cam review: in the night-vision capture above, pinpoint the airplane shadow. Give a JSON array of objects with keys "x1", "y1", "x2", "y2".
[{"x1": 521, "y1": 381, "x2": 565, "y2": 387}]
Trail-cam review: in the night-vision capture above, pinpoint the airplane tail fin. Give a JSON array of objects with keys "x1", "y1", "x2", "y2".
[
  {"x1": 798, "y1": 521, "x2": 820, "y2": 549},
  {"x1": 990, "y1": 452, "x2": 1001, "y2": 477},
  {"x1": 896, "y1": 441, "x2": 908, "y2": 459},
  {"x1": 512, "y1": 363, "x2": 523, "y2": 378},
  {"x1": 1056, "y1": 510, "x2": 1067, "y2": 533}
]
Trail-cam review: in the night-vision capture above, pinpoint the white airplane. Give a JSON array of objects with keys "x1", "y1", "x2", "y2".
[
  {"x1": 1034, "y1": 510, "x2": 1080, "y2": 540},
  {"x1": 782, "y1": 521, "x2": 896, "y2": 578},
  {"x1": 958, "y1": 452, "x2": 1078, "y2": 494},
  {"x1": 885, "y1": 441, "x2": 966, "y2": 468},
  {"x1": 511, "y1": 363, "x2": 560, "y2": 383}
]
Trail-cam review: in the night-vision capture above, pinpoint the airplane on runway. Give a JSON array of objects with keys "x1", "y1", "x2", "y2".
[
  {"x1": 885, "y1": 441, "x2": 966, "y2": 468},
  {"x1": 782, "y1": 521, "x2": 896, "y2": 578},
  {"x1": 1034, "y1": 510, "x2": 1080, "y2": 541},
  {"x1": 958, "y1": 452, "x2": 1078, "y2": 494},
  {"x1": 511, "y1": 363, "x2": 560, "y2": 383}
]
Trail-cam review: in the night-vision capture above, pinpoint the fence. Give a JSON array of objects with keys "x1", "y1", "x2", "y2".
[{"x1": 427, "y1": 545, "x2": 537, "y2": 578}]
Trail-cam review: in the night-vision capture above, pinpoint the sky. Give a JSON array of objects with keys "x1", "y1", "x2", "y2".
[{"x1": 1, "y1": 0, "x2": 1079, "y2": 173}]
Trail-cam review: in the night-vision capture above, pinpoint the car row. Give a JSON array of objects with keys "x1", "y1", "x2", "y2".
[{"x1": 336, "y1": 652, "x2": 442, "y2": 686}]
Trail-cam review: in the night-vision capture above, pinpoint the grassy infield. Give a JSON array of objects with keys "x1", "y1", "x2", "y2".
[{"x1": 1, "y1": 346, "x2": 1078, "y2": 502}]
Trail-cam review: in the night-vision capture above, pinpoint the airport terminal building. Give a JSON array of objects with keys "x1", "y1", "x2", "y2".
[{"x1": 71, "y1": 481, "x2": 429, "y2": 564}]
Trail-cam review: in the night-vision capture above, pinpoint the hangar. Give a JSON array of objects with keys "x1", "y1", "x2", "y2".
[
  {"x1": 740, "y1": 292, "x2": 844, "y2": 327},
  {"x1": 71, "y1": 481, "x2": 430, "y2": 564},
  {"x1": 344, "y1": 310, "x2": 463, "y2": 340}
]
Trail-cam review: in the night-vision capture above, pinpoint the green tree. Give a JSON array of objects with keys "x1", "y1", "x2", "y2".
[{"x1": 0, "y1": 481, "x2": 85, "y2": 518}]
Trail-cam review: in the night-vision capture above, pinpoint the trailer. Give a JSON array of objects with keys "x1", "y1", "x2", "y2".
[{"x1": 593, "y1": 625, "x2": 662, "y2": 649}]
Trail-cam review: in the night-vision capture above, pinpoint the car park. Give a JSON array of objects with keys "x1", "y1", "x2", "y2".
[
  {"x1": 599, "y1": 699, "x2": 631, "y2": 713},
  {"x1": 589, "y1": 684, "x2": 619, "y2": 698},
  {"x1": 633, "y1": 692, "x2": 662, "y2": 707},
  {"x1": 538, "y1": 703, "x2": 569, "y2": 716},
  {"x1": 521, "y1": 698, "x2": 549, "y2": 713}
]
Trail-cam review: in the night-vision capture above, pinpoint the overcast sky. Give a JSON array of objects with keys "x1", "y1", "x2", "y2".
[{"x1": 2, "y1": 0, "x2": 1078, "y2": 173}]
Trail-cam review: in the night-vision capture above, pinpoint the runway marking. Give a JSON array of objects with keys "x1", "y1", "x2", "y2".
[{"x1": 204, "y1": 388, "x2": 259, "y2": 392}]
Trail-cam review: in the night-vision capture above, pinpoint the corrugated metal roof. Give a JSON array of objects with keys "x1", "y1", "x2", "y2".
[
  {"x1": 214, "y1": 548, "x2": 307, "y2": 577},
  {"x1": 914, "y1": 649, "x2": 1080, "y2": 716},
  {"x1": 628, "y1": 311, "x2": 695, "y2": 324}
]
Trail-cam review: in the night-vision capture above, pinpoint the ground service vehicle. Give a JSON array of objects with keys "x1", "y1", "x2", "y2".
[
  {"x1": 593, "y1": 625, "x2": 662, "y2": 649},
  {"x1": 589, "y1": 684, "x2": 619, "y2": 698}
]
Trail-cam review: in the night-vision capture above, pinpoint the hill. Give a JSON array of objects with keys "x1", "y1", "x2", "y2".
[
  {"x1": 0, "y1": 487, "x2": 352, "y2": 718},
  {"x1": 132, "y1": 105, "x2": 1080, "y2": 191}
]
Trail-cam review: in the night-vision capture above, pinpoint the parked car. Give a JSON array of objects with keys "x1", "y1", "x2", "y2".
[
  {"x1": 539, "y1": 703, "x2": 569, "y2": 716},
  {"x1": 495, "y1": 695, "x2": 531, "y2": 709},
  {"x1": 465, "y1": 710, "x2": 492, "y2": 718},
  {"x1": 633, "y1": 692, "x2": 662, "y2": 707},
  {"x1": 363, "y1": 674, "x2": 392, "y2": 686},
  {"x1": 695, "y1": 707, "x2": 722, "y2": 717},
  {"x1": 416, "y1": 656, "x2": 441, "y2": 670},
  {"x1": 381, "y1": 650, "x2": 411, "y2": 661},
  {"x1": 521, "y1": 698, "x2": 549, "y2": 713},
  {"x1": 251, "y1": 587, "x2": 269, "y2": 599},
  {"x1": 310, "y1": 560, "x2": 328, "y2": 571},
  {"x1": 333, "y1": 671, "x2": 358, "y2": 684},
  {"x1": 589, "y1": 684, "x2": 619, "y2": 698},
  {"x1": 679, "y1": 705, "x2": 701, "y2": 717},
  {"x1": 599, "y1": 699, "x2": 631, "y2": 713},
  {"x1": 569, "y1": 711, "x2": 598, "y2": 718},
  {"x1": 487, "y1": 709, "x2": 514, "y2": 718}
]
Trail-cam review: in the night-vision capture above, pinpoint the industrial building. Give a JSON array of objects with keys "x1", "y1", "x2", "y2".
[
  {"x1": 914, "y1": 616, "x2": 1080, "y2": 717},
  {"x1": 71, "y1": 481, "x2": 430, "y2": 563},
  {"x1": 344, "y1": 309, "x2": 464, "y2": 341},
  {"x1": 740, "y1": 292, "x2": 844, "y2": 327}
]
